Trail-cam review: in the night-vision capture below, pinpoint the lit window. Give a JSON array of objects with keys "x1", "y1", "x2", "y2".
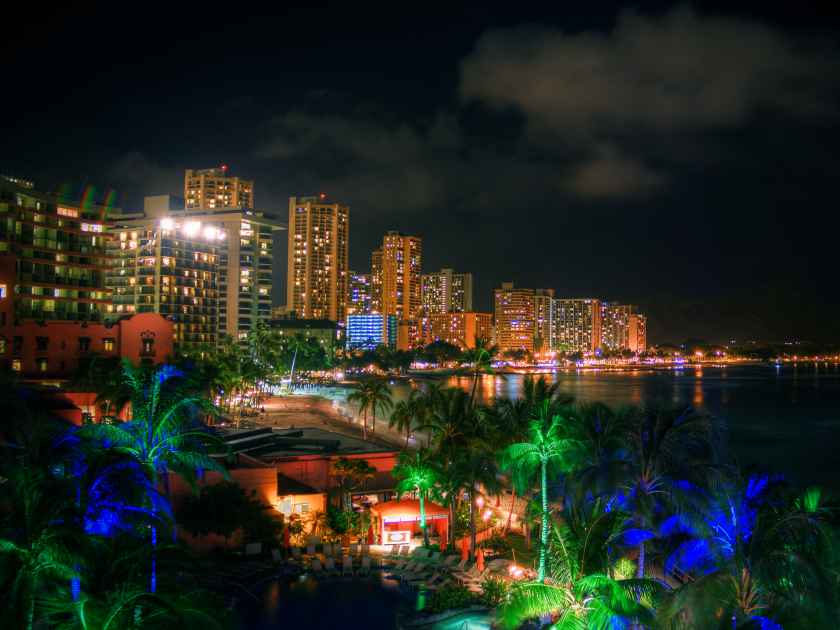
[
  {"x1": 57, "y1": 206, "x2": 79, "y2": 218},
  {"x1": 103, "y1": 338, "x2": 115, "y2": 352},
  {"x1": 11, "y1": 359, "x2": 21, "y2": 372},
  {"x1": 37, "y1": 358, "x2": 48, "y2": 372},
  {"x1": 0, "y1": 284, "x2": 5, "y2": 299},
  {"x1": 81, "y1": 223, "x2": 103, "y2": 233}
]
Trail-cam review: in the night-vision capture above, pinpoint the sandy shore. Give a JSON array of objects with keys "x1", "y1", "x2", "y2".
[{"x1": 259, "y1": 394, "x2": 410, "y2": 450}]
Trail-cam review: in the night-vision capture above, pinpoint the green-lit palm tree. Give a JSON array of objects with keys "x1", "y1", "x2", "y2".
[
  {"x1": 80, "y1": 361, "x2": 228, "y2": 592},
  {"x1": 0, "y1": 467, "x2": 81, "y2": 630},
  {"x1": 460, "y1": 337, "x2": 498, "y2": 406},
  {"x1": 347, "y1": 380, "x2": 393, "y2": 440},
  {"x1": 499, "y1": 507, "x2": 660, "y2": 629},
  {"x1": 389, "y1": 389, "x2": 426, "y2": 448},
  {"x1": 393, "y1": 449, "x2": 439, "y2": 546},
  {"x1": 501, "y1": 400, "x2": 582, "y2": 582}
]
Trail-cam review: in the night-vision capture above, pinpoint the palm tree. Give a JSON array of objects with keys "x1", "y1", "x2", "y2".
[
  {"x1": 621, "y1": 404, "x2": 723, "y2": 579},
  {"x1": 460, "y1": 336, "x2": 498, "y2": 406},
  {"x1": 499, "y1": 506, "x2": 661, "y2": 630},
  {"x1": 330, "y1": 457, "x2": 376, "y2": 510},
  {"x1": 283, "y1": 333, "x2": 312, "y2": 392},
  {"x1": 79, "y1": 360, "x2": 229, "y2": 592},
  {"x1": 658, "y1": 477, "x2": 837, "y2": 629},
  {"x1": 0, "y1": 467, "x2": 81, "y2": 630},
  {"x1": 501, "y1": 400, "x2": 582, "y2": 582},
  {"x1": 393, "y1": 450, "x2": 439, "y2": 546},
  {"x1": 347, "y1": 380, "x2": 393, "y2": 440},
  {"x1": 389, "y1": 389, "x2": 426, "y2": 447}
]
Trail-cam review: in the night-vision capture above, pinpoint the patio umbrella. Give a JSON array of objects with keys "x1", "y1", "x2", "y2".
[
  {"x1": 476, "y1": 546, "x2": 485, "y2": 573},
  {"x1": 283, "y1": 527, "x2": 290, "y2": 548},
  {"x1": 367, "y1": 523, "x2": 375, "y2": 545},
  {"x1": 461, "y1": 537, "x2": 469, "y2": 562}
]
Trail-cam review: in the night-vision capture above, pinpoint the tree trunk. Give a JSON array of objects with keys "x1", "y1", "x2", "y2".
[
  {"x1": 372, "y1": 407, "x2": 376, "y2": 434},
  {"x1": 405, "y1": 426, "x2": 411, "y2": 448},
  {"x1": 289, "y1": 346, "x2": 298, "y2": 393},
  {"x1": 448, "y1": 495, "x2": 456, "y2": 550},
  {"x1": 469, "y1": 489, "x2": 477, "y2": 559},
  {"x1": 505, "y1": 487, "x2": 517, "y2": 533},
  {"x1": 470, "y1": 371, "x2": 479, "y2": 407},
  {"x1": 26, "y1": 591, "x2": 35, "y2": 630},
  {"x1": 362, "y1": 410, "x2": 368, "y2": 441},
  {"x1": 420, "y1": 491, "x2": 429, "y2": 547},
  {"x1": 636, "y1": 541, "x2": 645, "y2": 579},
  {"x1": 538, "y1": 460, "x2": 548, "y2": 582}
]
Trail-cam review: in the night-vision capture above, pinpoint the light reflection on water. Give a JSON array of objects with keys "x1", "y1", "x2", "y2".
[{"x1": 332, "y1": 364, "x2": 840, "y2": 488}]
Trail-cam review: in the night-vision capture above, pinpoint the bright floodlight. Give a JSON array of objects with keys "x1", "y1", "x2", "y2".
[
  {"x1": 183, "y1": 221, "x2": 201, "y2": 237},
  {"x1": 203, "y1": 226, "x2": 217, "y2": 240},
  {"x1": 160, "y1": 218, "x2": 175, "y2": 230}
]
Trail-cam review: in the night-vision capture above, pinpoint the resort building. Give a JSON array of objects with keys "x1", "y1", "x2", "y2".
[
  {"x1": 493, "y1": 282, "x2": 535, "y2": 354},
  {"x1": 184, "y1": 166, "x2": 254, "y2": 210},
  {"x1": 346, "y1": 313, "x2": 397, "y2": 350},
  {"x1": 421, "y1": 268, "x2": 473, "y2": 314},
  {"x1": 106, "y1": 212, "x2": 221, "y2": 347},
  {"x1": 429, "y1": 312, "x2": 493, "y2": 349},
  {"x1": 286, "y1": 195, "x2": 349, "y2": 322},
  {"x1": 370, "y1": 249, "x2": 383, "y2": 314},
  {"x1": 554, "y1": 298, "x2": 602, "y2": 354},
  {"x1": 108, "y1": 196, "x2": 282, "y2": 343},
  {"x1": 347, "y1": 271, "x2": 372, "y2": 316},
  {"x1": 534, "y1": 288, "x2": 555, "y2": 355},
  {"x1": 270, "y1": 316, "x2": 338, "y2": 350},
  {"x1": 0, "y1": 176, "x2": 112, "y2": 326},
  {"x1": 377, "y1": 231, "x2": 422, "y2": 322},
  {"x1": 628, "y1": 313, "x2": 647, "y2": 353}
]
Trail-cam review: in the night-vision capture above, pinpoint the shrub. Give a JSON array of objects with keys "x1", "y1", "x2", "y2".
[
  {"x1": 479, "y1": 576, "x2": 509, "y2": 607},
  {"x1": 427, "y1": 584, "x2": 475, "y2": 614},
  {"x1": 482, "y1": 533, "x2": 512, "y2": 555}
]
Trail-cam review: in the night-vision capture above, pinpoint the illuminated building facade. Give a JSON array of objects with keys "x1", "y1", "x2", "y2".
[
  {"x1": 287, "y1": 195, "x2": 349, "y2": 322},
  {"x1": 421, "y1": 268, "x2": 473, "y2": 315},
  {"x1": 0, "y1": 177, "x2": 112, "y2": 325},
  {"x1": 600, "y1": 302, "x2": 634, "y2": 351},
  {"x1": 493, "y1": 282, "x2": 535, "y2": 354},
  {"x1": 370, "y1": 249, "x2": 383, "y2": 314},
  {"x1": 534, "y1": 288, "x2": 555, "y2": 354},
  {"x1": 115, "y1": 196, "x2": 282, "y2": 341},
  {"x1": 185, "y1": 166, "x2": 254, "y2": 210},
  {"x1": 628, "y1": 313, "x2": 647, "y2": 353},
  {"x1": 346, "y1": 313, "x2": 397, "y2": 350},
  {"x1": 554, "y1": 298, "x2": 602, "y2": 354},
  {"x1": 106, "y1": 214, "x2": 221, "y2": 347},
  {"x1": 347, "y1": 271, "x2": 372, "y2": 316},
  {"x1": 429, "y1": 312, "x2": 493, "y2": 349},
  {"x1": 380, "y1": 231, "x2": 422, "y2": 321}
]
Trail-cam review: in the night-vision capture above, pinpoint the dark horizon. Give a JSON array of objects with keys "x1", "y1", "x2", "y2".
[{"x1": 2, "y1": 2, "x2": 839, "y2": 344}]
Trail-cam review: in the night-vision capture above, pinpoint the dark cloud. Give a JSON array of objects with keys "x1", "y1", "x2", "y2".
[
  {"x1": 106, "y1": 152, "x2": 181, "y2": 202},
  {"x1": 459, "y1": 5, "x2": 838, "y2": 134}
]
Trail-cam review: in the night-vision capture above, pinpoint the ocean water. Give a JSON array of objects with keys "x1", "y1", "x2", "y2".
[{"x1": 333, "y1": 363, "x2": 840, "y2": 489}]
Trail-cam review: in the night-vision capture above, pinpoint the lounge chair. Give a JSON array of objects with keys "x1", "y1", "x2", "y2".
[
  {"x1": 306, "y1": 543, "x2": 316, "y2": 556},
  {"x1": 440, "y1": 555, "x2": 458, "y2": 569},
  {"x1": 399, "y1": 545, "x2": 410, "y2": 557},
  {"x1": 449, "y1": 558, "x2": 470, "y2": 575},
  {"x1": 357, "y1": 556, "x2": 371, "y2": 576},
  {"x1": 322, "y1": 543, "x2": 333, "y2": 557},
  {"x1": 342, "y1": 555, "x2": 354, "y2": 576},
  {"x1": 411, "y1": 548, "x2": 429, "y2": 559},
  {"x1": 292, "y1": 547, "x2": 303, "y2": 561},
  {"x1": 361, "y1": 543, "x2": 370, "y2": 556},
  {"x1": 310, "y1": 558, "x2": 325, "y2": 574},
  {"x1": 271, "y1": 549, "x2": 283, "y2": 563},
  {"x1": 324, "y1": 557, "x2": 339, "y2": 576},
  {"x1": 349, "y1": 543, "x2": 359, "y2": 556}
]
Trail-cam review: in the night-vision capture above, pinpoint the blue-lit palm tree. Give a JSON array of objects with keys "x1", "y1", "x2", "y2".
[{"x1": 80, "y1": 360, "x2": 228, "y2": 592}]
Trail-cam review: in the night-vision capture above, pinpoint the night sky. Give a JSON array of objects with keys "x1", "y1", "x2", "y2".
[{"x1": 2, "y1": 3, "x2": 839, "y2": 344}]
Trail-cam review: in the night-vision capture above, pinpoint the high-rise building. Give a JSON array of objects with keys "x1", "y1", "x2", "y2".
[
  {"x1": 0, "y1": 177, "x2": 112, "y2": 325},
  {"x1": 421, "y1": 268, "x2": 473, "y2": 315},
  {"x1": 347, "y1": 272, "x2": 372, "y2": 316},
  {"x1": 533, "y1": 288, "x2": 555, "y2": 354},
  {"x1": 380, "y1": 231, "x2": 422, "y2": 321},
  {"x1": 429, "y1": 312, "x2": 493, "y2": 349},
  {"x1": 493, "y1": 282, "x2": 535, "y2": 354},
  {"x1": 346, "y1": 313, "x2": 397, "y2": 350},
  {"x1": 600, "y1": 302, "x2": 636, "y2": 351},
  {"x1": 119, "y1": 195, "x2": 283, "y2": 341},
  {"x1": 554, "y1": 298, "x2": 602, "y2": 354},
  {"x1": 628, "y1": 313, "x2": 647, "y2": 353},
  {"x1": 286, "y1": 195, "x2": 349, "y2": 322},
  {"x1": 184, "y1": 166, "x2": 254, "y2": 210},
  {"x1": 370, "y1": 249, "x2": 383, "y2": 314},
  {"x1": 106, "y1": 214, "x2": 222, "y2": 347}
]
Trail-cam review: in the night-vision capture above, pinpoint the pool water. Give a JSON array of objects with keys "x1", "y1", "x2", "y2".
[{"x1": 236, "y1": 574, "x2": 415, "y2": 629}]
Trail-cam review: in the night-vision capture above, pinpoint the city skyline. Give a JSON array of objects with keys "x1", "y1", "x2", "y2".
[{"x1": 2, "y1": 5, "x2": 839, "y2": 343}]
